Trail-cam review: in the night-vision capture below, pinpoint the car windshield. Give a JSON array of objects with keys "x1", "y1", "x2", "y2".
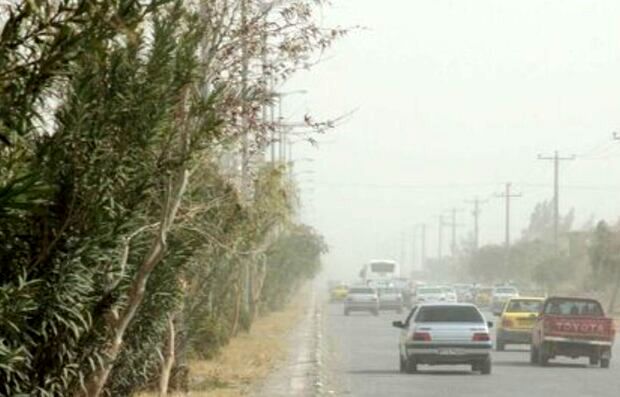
[
  {"x1": 349, "y1": 287, "x2": 374, "y2": 295},
  {"x1": 415, "y1": 306, "x2": 484, "y2": 323},
  {"x1": 543, "y1": 299, "x2": 604, "y2": 316},
  {"x1": 505, "y1": 300, "x2": 542, "y2": 313},
  {"x1": 418, "y1": 288, "x2": 442, "y2": 294}
]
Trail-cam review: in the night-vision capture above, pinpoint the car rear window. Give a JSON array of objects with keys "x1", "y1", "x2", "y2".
[
  {"x1": 505, "y1": 300, "x2": 542, "y2": 313},
  {"x1": 543, "y1": 299, "x2": 604, "y2": 316},
  {"x1": 349, "y1": 287, "x2": 374, "y2": 294},
  {"x1": 415, "y1": 306, "x2": 484, "y2": 323}
]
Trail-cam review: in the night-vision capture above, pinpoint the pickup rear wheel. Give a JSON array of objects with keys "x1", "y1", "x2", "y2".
[
  {"x1": 530, "y1": 346, "x2": 539, "y2": 364},
  {"x1": 601, "y1": 358, "x2": 610, "y2": 369},
  {"x1": 538, "y1": 343, "x2": 550, "y2": 366},
  {"x1": 405, "y1": 356, "x2": 418, "y2": 374},
  {"x1": 589, "y1": 355, "x2": 600, "y2": 366}
]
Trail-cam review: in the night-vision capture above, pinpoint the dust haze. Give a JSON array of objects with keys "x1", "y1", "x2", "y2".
[{"x1": 287, "y1": 0, "x2": 620, "y2": 281}]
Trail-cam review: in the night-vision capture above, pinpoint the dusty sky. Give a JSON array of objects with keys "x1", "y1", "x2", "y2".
[{"x1": 285, "y1": 0, "x2": 620, "y2": 282}]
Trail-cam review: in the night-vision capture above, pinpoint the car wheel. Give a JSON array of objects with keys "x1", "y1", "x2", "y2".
[
  {"x1": 538, "y1": 343, "x2": 550, "y2": 366},
  {"x1": 405, "y1": 356, "x2": 418, "y2": 374},
  {"x1": 530, "y1": 346, "x2": 539, "y2": 364},
  {"x1": 480, "y1": 356, "x2": 492, "y2": 375},
  {"x1": 589, "y1": 355, "x2": 600, "y2": 366},
  {"x1": 601, "y1": 358, "x2": 610, "y2": 369}
]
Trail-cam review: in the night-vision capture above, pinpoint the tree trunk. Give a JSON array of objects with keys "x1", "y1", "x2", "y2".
[
  {"x1": 249, "y1": 258, "x2": 267, "y2": 323},
  {"x1": 78, "y1": 168, "x2": 189, "y2": 397},
  {"x1": 229, "y1": 275, "x2": 243, "y2": 337},
  {"x1": 159, "y1": 314, "x2": 176, "y2": 397}
]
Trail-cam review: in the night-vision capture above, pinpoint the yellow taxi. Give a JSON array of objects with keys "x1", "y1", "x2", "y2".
[
  {"x1": 495, "y1": 297, "x2": 544, "y2": 351},
  {"x1": 474, "y1": 287, "x2": 493, "y2": 307},
  {"x1": 329, "y1": 284, "x2": 349, "y2": 302}
]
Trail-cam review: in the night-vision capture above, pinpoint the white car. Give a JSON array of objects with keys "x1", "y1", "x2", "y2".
[
  {"x1": 441, "y1": 286, "x2": 458, "y2": 303},
  {"x1": 344, "y1": 286, "x2": 379, "y2": 316},
  {"x1": 378, "y1": 287, "x2": 404, "y2": 313},
  {"x1": 393, "y1": 303, "x2": 493, "y2": 374},
  {"x1": 414, "y1": 286, "x2": 446, "y2": 304}
]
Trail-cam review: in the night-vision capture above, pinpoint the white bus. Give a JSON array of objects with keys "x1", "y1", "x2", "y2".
[{"x1": 360, "y1": 259, "x2": 400, "y2": 285}]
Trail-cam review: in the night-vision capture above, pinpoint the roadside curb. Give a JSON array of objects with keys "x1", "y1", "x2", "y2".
[
  {"x1": 313, "y1": 295, "x2": 326, "y2": 396},
  {"x1": 252, "y1": 285, "x2": 323, "y2": 397}
]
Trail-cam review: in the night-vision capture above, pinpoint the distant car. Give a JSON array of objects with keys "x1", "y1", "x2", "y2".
[
  {"x1": 378, "y1": 287, "x2": 404, "y2": 313},
  {"x1": 495, "y1": 297, "x2": 544, "y2": 351},
  {"x1": 344, "y1": 286, "x2": 379, "y2": 316},
  {"x1": 491, "y1": 286, "x2": 520, "y2": 315},
  {"x1": 474, "y1": 287, "x2": 494, "y2": 307},
  {"x1": 441, "y1": 286, "x2": 458, "y2": 303},
  {"x1": 392, "y1": 278, "x2": 414, "y2": 308},
  {"x1": 414, "y1": 286, "x2": 446, "y2": 304},
  {"x1": 393, "y1": 303, "x2": 493, "y2": 374},
  {"x1": 531, "y1": 296, "x2": 615, "y2": 368},
  {"x1": 329, "y1": 284, "x2": 349, "y2": 302},
  {"x1": 453, "y1": 284, "x2": 474, "y2": 303}
]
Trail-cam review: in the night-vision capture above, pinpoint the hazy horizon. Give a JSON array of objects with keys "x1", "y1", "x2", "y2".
[{"x1": 285, "y1": 0, "x2": 620, "y2": 281}]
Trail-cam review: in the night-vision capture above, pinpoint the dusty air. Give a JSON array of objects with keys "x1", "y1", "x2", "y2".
[{"x1": 0, "y1": 1, "x2": 619, "y2": 397}]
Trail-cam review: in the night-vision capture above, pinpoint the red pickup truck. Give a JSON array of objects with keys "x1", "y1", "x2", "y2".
[{"x1": 531, "y1": 297, "x2": 615, "y2": 368}]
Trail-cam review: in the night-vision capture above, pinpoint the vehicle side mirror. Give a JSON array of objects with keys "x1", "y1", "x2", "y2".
[
  {"x1": 487, "y1": 321, "x2": 494, "y2": 328},
  {"x1": 392, "y1": 320, "x2": 405, "y2": 329}
]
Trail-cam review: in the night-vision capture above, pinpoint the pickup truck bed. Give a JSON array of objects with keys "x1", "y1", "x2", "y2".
[{"x1": 531, "y1": 297, "x2": 616, "y2": 368}]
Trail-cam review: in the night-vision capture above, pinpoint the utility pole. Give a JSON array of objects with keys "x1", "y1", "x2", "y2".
[
  {"x1": 537, "y1": 151, "x2": 575, "y2": 252},
  {"x1": 443, "y1": 208, "x2": 463, "y2": 256},
  {"x1": 495, "y1": 183, "x2": 522, "y2": 249},
  {"x1": 420, "y1": 223, "x2": 427, "y2": 269},
  {"x1": 413, "y1": 223, "x2": 427, "y2": 270},
  {"x1": 465, "y1": 197, "x2": 488, "y2": 250},
  {"x1": 437, "y1": 215, "x2": 444, "y2": 259},
  {"x1": 411, "y1": 227, "x2": 417, "y2": 271},
  {"x1": 400, "y1": 231, "x2": 406, "y2": 273}
]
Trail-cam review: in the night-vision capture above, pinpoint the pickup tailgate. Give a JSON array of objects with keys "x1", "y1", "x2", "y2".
[{"x1": 545, "y1": 315, "x2": 615, "y2": 341}]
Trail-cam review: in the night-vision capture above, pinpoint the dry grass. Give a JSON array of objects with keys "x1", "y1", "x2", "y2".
[{"x1": 135, "y1": 290, "x2": 307, "y2": 397}]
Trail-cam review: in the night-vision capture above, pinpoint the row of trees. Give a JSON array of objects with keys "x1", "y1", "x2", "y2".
[
  {"x1": 428, "y1": 200, "x2": 620, "y2": 311},
  {"x1": 0, "y1": 1, "x2": 334, "y2": 396}
]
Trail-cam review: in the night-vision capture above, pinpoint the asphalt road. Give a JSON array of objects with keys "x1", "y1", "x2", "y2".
[{"x1": 324, "y1": 302, "x2": 620, "y2": 397}]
